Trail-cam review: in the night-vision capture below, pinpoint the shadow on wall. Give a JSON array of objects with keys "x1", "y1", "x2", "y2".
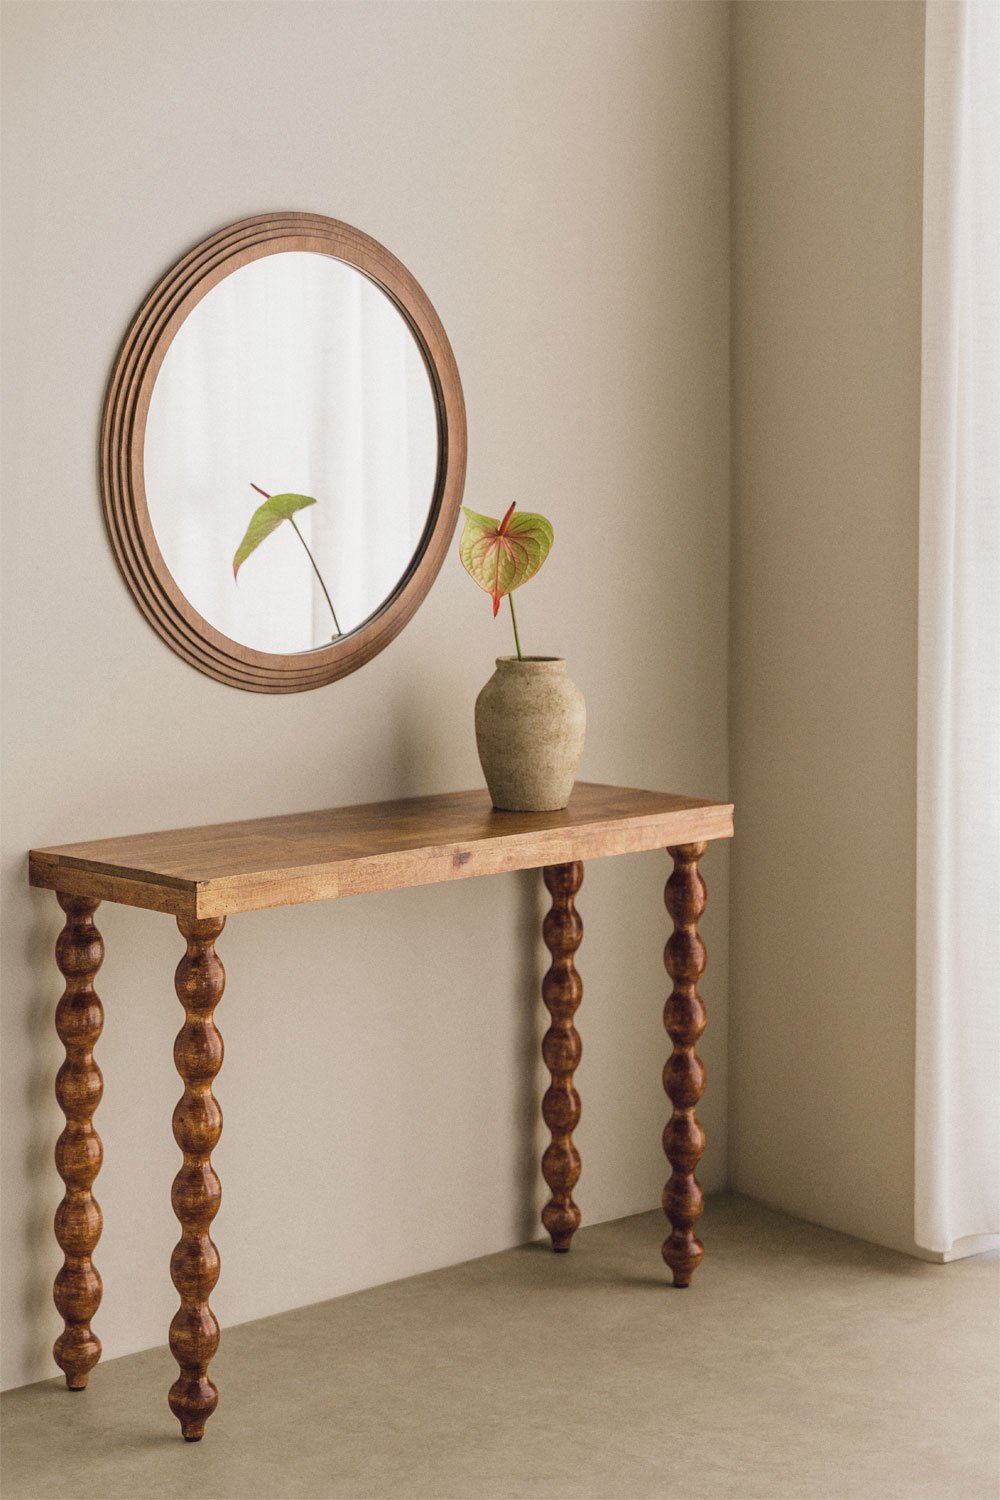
[
  {"x1": 386, "y1": 680, "x2": 445, "y2": 797},
  {"x1": 390, "y1": 677, "x2": 549, "y2": 1241},
  {"x1": 20, "y1": 900, "x2": 61, "y2": 1380},
  {"x1": 374, "y1": 662, "x2": 483, "y2": 802},
  {"x1": 513, "y1": 867, "x2": 546, "y2": 1242}
]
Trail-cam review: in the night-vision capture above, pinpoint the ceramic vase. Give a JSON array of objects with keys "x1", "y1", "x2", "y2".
[{"x1": 474, "y1": 657, "x2": 586, "y2": 812}]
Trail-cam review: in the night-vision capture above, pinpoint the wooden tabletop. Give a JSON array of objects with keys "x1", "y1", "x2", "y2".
[{"x1": 29, "y1": 782, "x2": 734, "y2": 919}]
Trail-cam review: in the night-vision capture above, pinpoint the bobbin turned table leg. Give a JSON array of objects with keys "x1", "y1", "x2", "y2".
[
  {"x1": 661, "y1": 843, "x2": 708, "y2": 1288},
  {"x1": 53, "y1": 893, "x2": 105, "y2": 1389},
  {"x1": 169, "y1": 915, "x2": 225, "y2": 1441},
  {"x1": 541, "y1": 862, "x2": 584, "y2": 1252}
]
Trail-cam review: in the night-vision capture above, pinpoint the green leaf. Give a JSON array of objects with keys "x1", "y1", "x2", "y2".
[
  {"x1": 458, "y1": 502, "x2": 554, "y2": 616},
  {"x1": 233, "y1": 492, "x2": 317, "y2": 579}
]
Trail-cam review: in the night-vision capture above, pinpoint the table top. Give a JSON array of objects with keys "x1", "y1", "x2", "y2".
[{"x1": 29, "y1": 782, "x2": 734, "y2": 919}]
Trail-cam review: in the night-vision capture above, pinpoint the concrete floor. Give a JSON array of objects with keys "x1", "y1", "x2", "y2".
[{"x1": 2, "y1": 1195, "x2": 997, "y2": 1500}]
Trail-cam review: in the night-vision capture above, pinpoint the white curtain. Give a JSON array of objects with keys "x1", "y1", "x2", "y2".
[{"x1": 915, "y1": 0, "x2": 1000, "y2": 1257}]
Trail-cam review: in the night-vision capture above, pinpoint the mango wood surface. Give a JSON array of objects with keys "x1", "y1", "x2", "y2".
[
  {"x1": 52, "y1": 895, "x2": 105, "y2": 1389},
  {"x1": 29, "y1": 784, "x2": 733, "y2": 919},
  {"x1": 661, "y1": 843, "x2": 709, "y2": 1287},
  {"x1": 37, "y1": 787, "x2": 732, "y2": 1444},
  {"x1": 540, "y1": 863, "x2": 584, "y2": 1252},
  {"x1": 168, "y1": 916, "x2": 225, "y2": 1441}
]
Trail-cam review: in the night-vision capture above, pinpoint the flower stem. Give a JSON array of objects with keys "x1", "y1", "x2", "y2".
[
  {"x1": 288, "y1": 515, "x2": 342, "y2": 637},
  {"x1": 508, "y1": 592, "x2": 523, "y2": 661}
]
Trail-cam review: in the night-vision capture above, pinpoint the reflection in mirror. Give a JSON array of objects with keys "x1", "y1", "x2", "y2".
[{"x1": 144, "y1": 252, "x2": 438, "y2": 655}]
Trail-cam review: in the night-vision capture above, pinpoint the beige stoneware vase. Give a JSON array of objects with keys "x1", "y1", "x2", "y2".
[{"x1": 474, "y1": 657, "x2": 586, "y2": 812}]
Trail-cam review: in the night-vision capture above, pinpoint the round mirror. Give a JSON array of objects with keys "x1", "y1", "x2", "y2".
[{"x1": 101, "y1": 214, "x2": 466, "y2": 691}]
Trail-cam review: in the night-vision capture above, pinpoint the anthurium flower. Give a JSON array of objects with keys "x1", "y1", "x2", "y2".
[
  {"x1": 232, "y1": 485, "x2": 317, "y2": 580},
  {"x1": 458, "y1": 503, "x2": 554, "y2": 616},
  {"x1": 232, "y1": 483, "x2": 342, "y2": 637}
]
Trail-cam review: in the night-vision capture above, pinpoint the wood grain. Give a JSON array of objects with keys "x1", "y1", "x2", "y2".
[
  {"x1": 168, "y1": 916, "x2": 225, "y2": 1441},
  {"x1": 36, "y1": 790, "x2": 730, "y2": 1445},
  {"x1": 52, "y1": 894, "x2": 104, "y2": 1389},
  {"x1": 661, "y1": 844, "x2": 708, "y2": 1288},
  {"x1": 541, "y1": 862, "x2": 584, "y2": 1251},
  {"x1": 99, "y1": 212, "x2": 466, "y2": 694},
  {"x1": 29, "y1": 784, "x2": 734, "y2": 918}
]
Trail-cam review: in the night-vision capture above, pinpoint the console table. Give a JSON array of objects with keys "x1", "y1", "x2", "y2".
[{"x1": 29, "y1": 782, "x2": 733, "y2": 1441}]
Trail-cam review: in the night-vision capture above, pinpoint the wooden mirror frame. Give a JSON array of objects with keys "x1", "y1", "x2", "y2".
[{"x1": 100, "y1": 213, "x2": 467, "y2": 692}]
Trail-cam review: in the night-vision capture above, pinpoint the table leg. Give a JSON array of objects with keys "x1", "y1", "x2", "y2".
[
  {"x1": 541, "y1": 861, "x2": 583, "y2": 1252},
  {"x1": 169, "y1": 914, "x2": 225, "y2": 1441},
  {"x1": 662, "y1": 843, "x2": 708, "y2": 1288},
  {"x1": 53, "y1": 893, "x2": 104, "y2": 1390}
]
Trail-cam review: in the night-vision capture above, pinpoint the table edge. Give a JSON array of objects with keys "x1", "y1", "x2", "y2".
[{"x1": 29, "y1": 791, "x2": 734, "y2": 918}]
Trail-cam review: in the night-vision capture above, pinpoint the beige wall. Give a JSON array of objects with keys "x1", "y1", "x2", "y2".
[
  {"x1": 729, "y1": 1, "x2": 925, "y2": 1254},
  {"x1": 0, "y1": 1, "x2": 731, "y2": 1390}
]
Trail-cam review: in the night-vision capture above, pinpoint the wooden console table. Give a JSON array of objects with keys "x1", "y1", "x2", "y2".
[{"x1": 29, "y1": 782, "x2": 733, "y2": 1441}]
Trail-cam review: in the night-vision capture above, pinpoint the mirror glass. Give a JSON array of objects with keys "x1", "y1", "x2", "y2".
[{"x1": 144, "y1": 251, "x2": 439, "y2": 655}]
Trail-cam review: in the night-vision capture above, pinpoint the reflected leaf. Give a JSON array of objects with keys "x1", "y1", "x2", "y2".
[{"x1": 232, "y1": 492, "x2": 317, "y2": 579}]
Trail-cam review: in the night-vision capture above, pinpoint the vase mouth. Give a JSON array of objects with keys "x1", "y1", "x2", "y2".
[{"x1": 494, "y1": 656, "x2": 566, "y2": 669}]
